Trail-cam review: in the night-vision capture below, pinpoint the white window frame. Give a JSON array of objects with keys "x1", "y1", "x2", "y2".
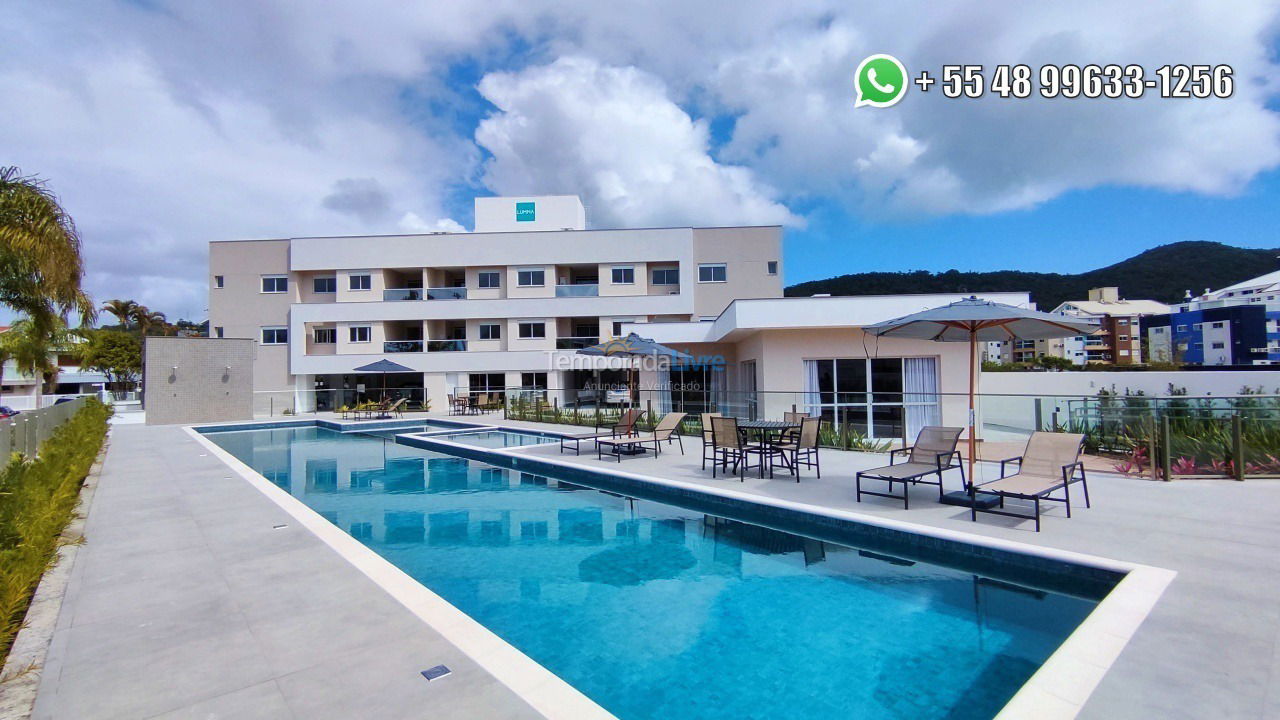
[
  {"x1": 518, "y1": 321, "x2": 546, "y2": 339},
  {"x1": 478, "y1": 323, "x2": 501, "y2": 340},
  {"x1": 651, "y1": 268, "x2": 679, "y2": 285},
  {"x1": 517, "y1": 268, "x2": 546, "y2": 287},
  {"x1": 261, "y1": 275, "x2": 288, "y2": 294},
  {"x1": 261, "y1": 326, "x2": 288, "y2": 345},
  {"x1": 214, "y1": 275, "x2": 224, "y2": 289},
  {"x1": 698, "y1": 263, "x2": 727, "y2": 283},
  {"x1": 349, "y1": 273, "x2": 372, "y2": 291},
  {"x1": 313, "y1": 327, "x2": 336, "y2": 344},
  {"x1": 349, "y1": 325, "x2": 372, "y2": 343},
  {"x1": 477, "y1": 271, "x2": 501, "y2": 289},
  {"x1": 313, "y1": 276, "x2": 337, "y2": 294},
  {"x1": 610, "y1": 266, "x2": 635, "y2": 285}
]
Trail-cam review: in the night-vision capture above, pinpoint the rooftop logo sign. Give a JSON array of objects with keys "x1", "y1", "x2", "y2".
[{"x1": 515, "y1": 201, "x2": 535, "y2": 222}]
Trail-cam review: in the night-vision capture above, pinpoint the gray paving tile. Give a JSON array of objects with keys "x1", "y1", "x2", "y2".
[{"x1": 146, "y1": 680, "x2": 293, "y2": 720}]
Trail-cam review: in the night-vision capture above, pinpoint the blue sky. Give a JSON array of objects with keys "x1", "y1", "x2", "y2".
[{"x1": 3, "y1": 1, "x2": 1279, "y2": 319}]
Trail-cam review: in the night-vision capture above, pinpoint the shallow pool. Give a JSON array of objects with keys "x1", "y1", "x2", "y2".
[
  {"x1": 430, "y1": 429, "x2": 556, "y2": 448},
  {"x1": 204, "y1": 425, "x2": 1108, "y2": 720}
]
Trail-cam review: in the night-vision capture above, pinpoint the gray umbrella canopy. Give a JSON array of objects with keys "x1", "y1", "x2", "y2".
[
  {"x1": 866, "y1": 297, "x2": 1098, "y2": 495},
  {"x1": 352, "y1": 359, "x2": 415, "y2": 403},
  {"x1": 576, "y1": 333, "x2": 693, "y2": 360}
]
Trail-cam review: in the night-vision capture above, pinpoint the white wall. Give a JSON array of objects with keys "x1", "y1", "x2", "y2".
[{"x1": 981, "y1": 370, "x2": 1280, "y2": 397}]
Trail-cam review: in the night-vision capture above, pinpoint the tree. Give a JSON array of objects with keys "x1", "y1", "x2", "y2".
[
  {"x1": 0, "y1": 167, "x2": 94, "y2": 333},
  {"x1": 131, "y1": 306, "x2": 168, "y2": 336},
  {"x1": 0, "y1": 317, "x2": 69, "y2": 406},
  {"x1": 102, "y1": 299, "x2": 140, "y2": 328},
  {"x1": 76, "y1": 329, "x2": 141, "y2": 398}
]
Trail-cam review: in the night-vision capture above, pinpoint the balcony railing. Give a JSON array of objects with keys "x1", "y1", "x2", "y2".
[
  {"x1": 427, "y1": 287, "x2": 467, "y2": 300},
  {"x1": 427, "y1": 339, "x2": 468, "y2": 352},
  {"x1": 555, "y1": 336, "x2": 600, "y2": 350},
  {"x1": 384, "y1": 288, "x2": 424, "y2": 301},
  {"x1": 555, "y1": 284, "x2": 598, "y2": 298},
  {"x1": 384, "y1": 340, "x2": 423, "y2": 353}
]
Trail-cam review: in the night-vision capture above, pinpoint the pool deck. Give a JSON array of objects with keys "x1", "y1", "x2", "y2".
[{"x1": 26, "y1": 414, "x2": 1280, "y2": 719}]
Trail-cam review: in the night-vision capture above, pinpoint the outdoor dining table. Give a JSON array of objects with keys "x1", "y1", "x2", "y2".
[{"x1": 736, "y1": 419, "x2": 800, "y2": 477}]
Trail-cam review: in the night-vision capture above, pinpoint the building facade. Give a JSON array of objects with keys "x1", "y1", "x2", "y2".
[
  {"x1": 1141, "y1": 270, "x2": 1280, "y2": 367},
  {"x1": 208, "y1": 196, "x2": 784, "y2": 412},
  {"x1": 1038, "y1": 288, "x2": 1167, "y2": 366}
]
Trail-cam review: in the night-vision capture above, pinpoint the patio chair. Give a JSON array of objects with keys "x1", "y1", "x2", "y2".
[
  {"x1": 970, "y1": 431, "x2": 1089, "y2": 532},
  {"x1": 772, "y1": 416, "x2": 822, "y2": 482},
  {"x1": 855, "y1": 426, "x2": 965, "y2": 509},
  {"x1": 388, "y1": 398, "x2": 407, "y2": 418},
  {"x1": 559, "y1": 408, "x2": 644, "y2": 455},
  {"x1": 597, "y1": 412, "x2": 687, "y2": 461},
  {"x1": 710, "y1": 416, "x2": 772, "y2": 481},
  {"x1": 474, "y1": 393, "x2": 490, "y2": 413},
  {"x1": 447, "y1": 394, "x2": 467, "y2": 415},
  {"x1": 700, "y1": 412, "x2": 721, "y2": 469}
]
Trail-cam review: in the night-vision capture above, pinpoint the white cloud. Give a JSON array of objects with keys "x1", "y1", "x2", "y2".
[{"x1": 475, "y1": 57, "x2": 797, "y2": 228}]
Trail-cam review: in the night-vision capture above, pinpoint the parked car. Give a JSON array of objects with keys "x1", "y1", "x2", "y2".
[
  {"x1": 53, "y1": 397, "x2": 76, "y2": 405},
  {"x1": 0, "y1": 406, "x2": 19, "y2": 419}
]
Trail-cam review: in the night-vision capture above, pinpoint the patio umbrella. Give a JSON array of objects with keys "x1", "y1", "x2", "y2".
[
  {"x1": 577, "y1": 333, "x2": 693, "y2": 409},
  {"x1": 865, "y1": 297, "x2": 1098, "y2": 499},
  {"x1": 352, "y1": 358, "x2": 414, "y2": 403}
]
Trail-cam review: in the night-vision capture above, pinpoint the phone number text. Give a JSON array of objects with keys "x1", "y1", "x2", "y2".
[{"x1": 929, "y1": 64, "x2": 1233, "y2": 99}]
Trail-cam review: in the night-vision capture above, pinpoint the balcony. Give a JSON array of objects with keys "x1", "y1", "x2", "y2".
[
  {"x1": 555, "y1": 336, "x2": 600, "y2": 350},
  {"x1": 427, "y1": 287, "x2": 467, "y2": 300},
  {"x1": 426, "y1": 339, "x2": 467, "y2": 352},
  {"x1": 555, "y1": 284, "x2": 598, "y2": 298},
  {"x1": 383, "y1": 340, "x2": 423, "y2": 353},
  {"x1": 384, "y1": 288, "x2": 424, "y2": 301}
]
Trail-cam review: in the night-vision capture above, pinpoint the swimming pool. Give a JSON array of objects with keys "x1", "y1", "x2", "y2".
[
  {"x1": 428, "y1": 429, "x2": 556, "y2": 448},
  {"x1": 204, "y1": 425, "x2": 1114, "y2": 720}
]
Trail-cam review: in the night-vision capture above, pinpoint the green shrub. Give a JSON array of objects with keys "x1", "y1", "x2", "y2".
[{"x1": 0, "y1": 399, "x2": 111, "y2": 664}]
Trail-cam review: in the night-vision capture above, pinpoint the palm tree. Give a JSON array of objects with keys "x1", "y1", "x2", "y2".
[
  {"x1": 0, "y1": 167, "x2": 95, "y2": 332},
  {"x1": 131, "y1": 306, "x2": 168, "y2": 336},
  {"x1": 102, "y1": 299, "x2": 140, "y2": 328},
  {"x1": 0, "y1": 317, "x2": 66, "y2": 408}
]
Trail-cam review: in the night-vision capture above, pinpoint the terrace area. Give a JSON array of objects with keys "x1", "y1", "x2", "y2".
[{"x1": 16, "y1": 412, "x2": 1280, "y2": 719}]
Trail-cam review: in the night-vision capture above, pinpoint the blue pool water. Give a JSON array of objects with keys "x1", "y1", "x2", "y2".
[
  {"x1": 205, "y1": 425, "x2": 1108, "y2": 720},
  {"x1": 431, "y1": 429, "x2": 556, "y2": 448}
]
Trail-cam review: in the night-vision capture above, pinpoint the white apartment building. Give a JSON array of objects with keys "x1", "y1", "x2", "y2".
[{"x1": 208, "y1": 196, "x2": 783, "y2": 412}]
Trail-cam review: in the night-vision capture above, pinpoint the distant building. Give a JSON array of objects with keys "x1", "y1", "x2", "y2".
[
  {"x1": 1141, "y1": 271, "x2": 1280, "y2": 366},
  {"x1": 1039, "y1": 288, "x2": 1169, "y2": 365},
  {"x1": 0, "y1": 327, "x2": 110, "y2": 410}
]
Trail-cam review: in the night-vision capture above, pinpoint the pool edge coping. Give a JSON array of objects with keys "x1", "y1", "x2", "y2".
[
  {"x1": 182, "y1": 424, "x2": 615, "y2": 720},
  {"x1": 191, "y1": 418, "x2": 1177, "y2": 720}
]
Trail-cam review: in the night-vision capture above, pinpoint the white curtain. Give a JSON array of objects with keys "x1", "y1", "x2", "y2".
[
  {"x1": 710, "y1": 366, "x2": 727, "y2": 413},
  {"x1": 803, "y1": 360, "x2": 823, "y2": 416},
  {"x1": 903, "y1": 357, "x2": 941, "y2": 439},
  {"x1": 656, "y1": 366, "x2": 673, "y2": 413}
]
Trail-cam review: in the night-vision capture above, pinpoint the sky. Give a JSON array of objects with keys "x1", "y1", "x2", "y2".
[{"x1": 3, "y1": 1, "x2": 1280, "y2": 322}]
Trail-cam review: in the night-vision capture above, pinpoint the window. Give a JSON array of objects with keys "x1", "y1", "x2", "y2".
[
  {"x1": 767, "y1": 261, "x2": 778, "y2": 275},
  {"x1": 314, "y1": 328, "x2": 336, "y2": 344},
  {"x1": 469, "y1": 373, "x2": 505, "y2": 398},
  {"x1": 802, "y1": 357, "x2": 939, "y2": 440},
  {"x1": 349, "y1": 274, "x2": 371, "y2": 291},
  {"x1": 611, "y1": 266, "x2": 635, "y2": 284},
  {"x1": 479, "y1": 323, "x2": 501, "y2": 340},
  {"x1": 1212, "y1": 342, "x2": 1226, "y2": 349},
  {"x1": 1153, "y1": 327, "x2": 1165, "y2": 334},
  {"x1": 517, "y1": 268, "x2": 545, "y2": 287},
  {"x1": 1193, "y1": 323, "x2": 1203, "y2": 331},
  {"x1": 651, "y1": 268, "x2": 679, "y2": 285},
  {"x1": 313, "y1": 276, "x2": 336, "y2": 294},
  {"x1": 349, "y1": 326, "x2": 371, "y2": 343},
  {"x1": 261, "y1": 275, "x2": 288, "y2": 293},
  {"x1": 478, "y1": 271, "x2": 501, "y2": 288},
  {"x1": 1119, "y1": 335, "x2": 1129, "y2": 341},
  {"x1": 1212, "y1": 321, "x2": 1226, "y2": 329},
  {"x1": 214, "y1": 275, "x2": 224, "y2": 288},
  {"x1": 214, "y1": 326, "x2": 224, "y2": 338},
  {"x1": 1119, "y1": 349, "x2": 1130, "y2": 356},
  {"x1": 698, "y1": 263, "x2": 727, "y2": 283},
  {"x1": 261, "y1": 327, "x2": 288, "y2": 345},
  {"x1": 1176, "y1": 324, "x2": 1188, "y2": 332},
  {"x1": 612, "y1": 319, "x2": 633, "y2": 337},
  {"x1": 521, "y1": 372, "x2": 547, "y2": 390},
  {"x1": 518, "y1": 322, "x2": 546, "y2": 339}
]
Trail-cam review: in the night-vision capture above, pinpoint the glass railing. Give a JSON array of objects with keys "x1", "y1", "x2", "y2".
[
  {"x1": 426, "y1": 287, "x2": 468, "y2": 300},
  {"x1": 556, "y1": 336, "x2": 601, "y2": 349},
  {"x1": 555, "y1": 284, "x2": 598, "y2": 297},
  {"x1": 426, "y1": 339, "x2": 467, "y2": 352},
  {"x1": 383, "y1": 288, "x2": 424, "y2": 301},
  {"x1": 383, "y1": 340, "x2": 423, "y2": 353}
]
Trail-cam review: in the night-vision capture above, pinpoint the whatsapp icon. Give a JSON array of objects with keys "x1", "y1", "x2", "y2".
[{"x1": 855, "y1": 54, "x2": 908, "y2": 108}]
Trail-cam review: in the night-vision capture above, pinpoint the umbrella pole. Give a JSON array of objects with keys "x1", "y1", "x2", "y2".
[{"x1": 968, "y1": 329, "x2": 977, "y2": 491}]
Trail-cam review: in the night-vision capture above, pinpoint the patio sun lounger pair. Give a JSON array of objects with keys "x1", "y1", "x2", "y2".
[
  {"x1": 559, "y1": 408, "x2": 644, "y2": 455},
  {"x1": 597, "y1": 412, "x2": 686, "y2": 461}
]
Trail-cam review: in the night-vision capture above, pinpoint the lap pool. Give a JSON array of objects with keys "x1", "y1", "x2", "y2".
[{"x1": 203, "y1": 424, "x2": 1116, "y2": 719}]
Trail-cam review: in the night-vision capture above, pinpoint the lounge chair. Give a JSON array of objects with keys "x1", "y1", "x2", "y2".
[
  {"x1": 597, "y1": 412, "x2": 687, "y2": 461},
  {"x1": 700, "y1": 412, "x2": 721, "y2": 469},
  {"x1": 970, "y1": 431, "x2": 1089, "y2": 532},
  {"x1": 709, "y1": 416, "x2": 772, "y2": 481},
  {"x1": 855, "y1": 426, "x2": 965, "y2": 509},
  {"x1": 558, "y1": 408, "x2": 644, "y2": 455},
  {"x1": 772, "y1": 416, "x2": 821, "y2": 481},
  {"x1": 387, "y1": 398, "x2": 407, "y2": 418},
  {"x1": 447, "y1": 393, "x2": 468, "y2": 415}
]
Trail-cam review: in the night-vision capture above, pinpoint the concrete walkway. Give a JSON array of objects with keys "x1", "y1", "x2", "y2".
[{"x1": 31, "y1": 424, "x2": 541, "y2": 720}]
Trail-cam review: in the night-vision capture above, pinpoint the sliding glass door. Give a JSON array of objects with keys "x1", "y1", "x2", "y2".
[{"x1": 804, "y1": 357, "x2": 940, "y2": 440}]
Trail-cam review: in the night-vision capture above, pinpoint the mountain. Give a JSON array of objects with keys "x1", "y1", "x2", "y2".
[{"x1": 784, "y1": 241, "x2": 1280, "y2": 310}]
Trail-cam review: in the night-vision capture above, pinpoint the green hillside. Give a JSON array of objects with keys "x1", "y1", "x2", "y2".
[{"x1": 784, "y1": 241, "x2": 1280, "y2": 310}]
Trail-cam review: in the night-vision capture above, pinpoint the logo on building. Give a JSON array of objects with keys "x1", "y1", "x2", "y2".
[{"x1": 515, "y1": 202, "x2": 535, "y2": 222}]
